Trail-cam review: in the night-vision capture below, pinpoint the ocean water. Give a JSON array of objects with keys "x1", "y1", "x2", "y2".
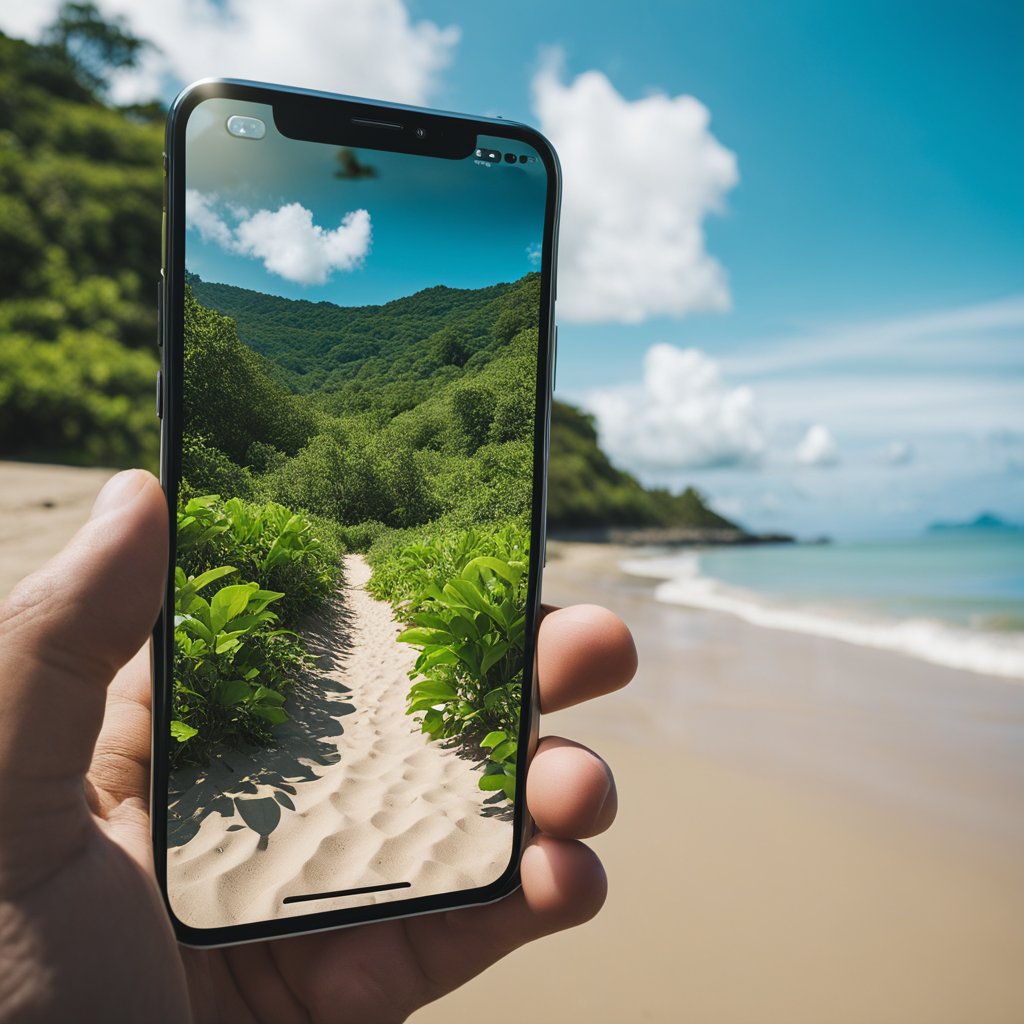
[{"x1": 621, "y1": 531, "x2": 1024, "y2": 679}]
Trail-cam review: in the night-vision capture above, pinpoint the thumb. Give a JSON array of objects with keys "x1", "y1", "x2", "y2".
[{"x1": 0, "y1": 470, "x2": 167, "y2": 819}]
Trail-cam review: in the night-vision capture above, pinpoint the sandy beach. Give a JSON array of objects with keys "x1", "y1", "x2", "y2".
[
  {"x1": 168, "y1": 553, "x2": 513, "y2": 928},
  {"x1": 2, "y1": 463, "x2": 1023, "y2": 1021}
]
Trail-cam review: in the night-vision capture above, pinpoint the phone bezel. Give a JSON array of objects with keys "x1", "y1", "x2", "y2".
[{"x1": 153, "y1": 79, "x2": 560, "y2": 948}]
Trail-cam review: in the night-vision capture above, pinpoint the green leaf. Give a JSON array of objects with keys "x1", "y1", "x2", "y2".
[
  {"x1": 253, "y1": 686, "x2": 286, "y2": 705},
  {"x1": 397, "y1": 627, "x2": 446, "y2": 646},
  {"x1": 216, "y1": 679, "x2": 252, "y2": 706},
  {"x1": 481, "y1": 640, "x2": 509, "y2": 674},
  {"x1": 409, "y1": 679, "x2": 457, "y2": 701},
  {"x1": 210, "y1": 583, "x2": 257, "y2": 633},
  {"x1": 252, "y1": 705, "x2": 287, "y2": 725},
  {"x1": 489, "y1": 739, "x2": 518, "y2": 764},
  {"x1": 462, "y1": 555, "x2": 521, "y2": 585},
  {"x1": 478, "y1": 775, "x2": 509, "y2": 792},
  {"x1": 189, "y1": 565, "x2": 237, "y2": 592},
  {"x1": 480, "y1": 730, "x2": 507, "y2": 749},
  {"x1": 170, "y1": 720, "x2": 198, "y2": 743}
]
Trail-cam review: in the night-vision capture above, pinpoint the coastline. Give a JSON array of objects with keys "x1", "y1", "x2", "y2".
[{"x1": 414, "y1": 540, "x2": 1024, "y2": 1024}]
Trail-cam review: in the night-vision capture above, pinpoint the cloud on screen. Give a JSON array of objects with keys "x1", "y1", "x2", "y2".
[{"x1": 186, "y1": 191, "x2": 372, "y2": 284}]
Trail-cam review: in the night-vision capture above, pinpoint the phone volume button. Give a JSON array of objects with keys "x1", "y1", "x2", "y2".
[
  {"x1": 156, "y1": 276, "x2": 163, "y2": 348},
  {"x1": 155, "y1": 369, "x2": 162, "y2": 419},
  {"x1": 552, "y1": 324, "x2": 558, "y2": 392}
]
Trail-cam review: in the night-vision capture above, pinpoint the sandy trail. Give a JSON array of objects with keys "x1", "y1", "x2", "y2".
[{"x1": 167, "y1": 554, "x2": 513, "y2": 929}]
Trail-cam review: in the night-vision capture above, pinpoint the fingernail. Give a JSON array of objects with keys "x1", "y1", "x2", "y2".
[{"x1": 90, "y1": 470, "x2": 149, "y2": 519}]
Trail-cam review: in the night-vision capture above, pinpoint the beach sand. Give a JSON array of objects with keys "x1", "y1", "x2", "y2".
[
  {"x1": 2, "y1": 464, "x2": 1023, "y2": 1021},
  {"x1": 168, "y1": 553, "x2": 513, "y2": 928},
  {"x1": 413, "y1": 542, "x2": 1024, "y2": 1024}
]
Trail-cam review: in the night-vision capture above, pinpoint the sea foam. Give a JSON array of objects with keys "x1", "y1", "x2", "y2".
[{"x1": 620, "y1": 554, "x2": 1024, "y2": 681}]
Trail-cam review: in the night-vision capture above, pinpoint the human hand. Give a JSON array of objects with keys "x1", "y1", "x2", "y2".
[{"x1": 0, "y1": 470, "x2": 636, "y2": 1023}]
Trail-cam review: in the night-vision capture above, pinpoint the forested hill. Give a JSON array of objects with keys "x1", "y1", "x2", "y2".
[
  {"x1": 189, "y1": 272, "x2": 536, "y2": 393},
  {"x1": 190, "y1": 272, "x2": 744, "y2": 534}
]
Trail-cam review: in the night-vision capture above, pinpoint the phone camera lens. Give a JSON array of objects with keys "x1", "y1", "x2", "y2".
[
  {"x1": 504, "y1": 152, "x2": 516, "y2": 164},
  {"x1": 518, "y1": 154, "x2": 528, "y2": 164},
  {"x1": 415, "y1": 127, "x2": 426, "y2": 139}
]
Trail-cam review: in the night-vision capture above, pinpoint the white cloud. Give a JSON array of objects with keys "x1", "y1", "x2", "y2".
[
  {"x1": 234, "y1": 205, "x2": 371, "y2": 284},
  {"x1": 1, "y1": 0, "x2": 459, "y2": 106},
  {"x1": 585, "y1": 344, "x2": 764, "y2": 471},
  {"x1": 796, "y1": 424, "x2": 839, "y2": 467},
  {"x1": 526, "y1": 242, "x2": 542, "y2": 267},
  {"x1": 185, "y1": 189, "x2": 234, "y2": 248},
  {"x1": 720, "y1": 295, "x2": 1024, "y2": 379},
  {"x1": 186, "y1": 192, "x2": 371, "y2": 284},
  {"x1": 532, "y1": 53, "x2": 738, "y2": 324}
]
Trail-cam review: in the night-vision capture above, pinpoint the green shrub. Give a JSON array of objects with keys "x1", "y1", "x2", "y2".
[
  {"x1": 171, "y1": 565, "x2": 308, "y2": 768},
  {"x1": 368, "y1": 523, "x2": 529, "y2": 800},
  {"x1": 176, "y1": 494, "x2": 340, "y2": 624}
]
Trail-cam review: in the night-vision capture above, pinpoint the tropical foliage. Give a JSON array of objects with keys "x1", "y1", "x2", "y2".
[
  {"x1": 170, "y1": 495, "x2": 341, "y2": 767},
  {"x1": 368, "y1": 526, "x2": 529, "y2": 799}
]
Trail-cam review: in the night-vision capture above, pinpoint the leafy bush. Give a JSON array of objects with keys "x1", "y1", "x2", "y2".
[
  {"x1": 171, "y1": 494, "x2": 343, "y2": 765},
  {"x1": 176, "y1": 494, "x2": 341, "y2": 623},
  {"x1": 369, "y1": 524, "x2": 529, "y2": 800},
  {"x1": 0, "y1": 327, "x2": 158, "y2": 467},
  {"x1": 171, "y1": 564, "x2": 307, "y2": 768}
]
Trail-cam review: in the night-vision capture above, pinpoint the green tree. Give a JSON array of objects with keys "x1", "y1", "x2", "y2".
[{"x1": 41, "y1": 2, "x2": 152, "y2": 98}]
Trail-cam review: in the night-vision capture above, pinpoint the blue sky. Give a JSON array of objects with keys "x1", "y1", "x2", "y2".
[{"x1": 6, "y1": 0, "x2": 1022, "y2": 537}]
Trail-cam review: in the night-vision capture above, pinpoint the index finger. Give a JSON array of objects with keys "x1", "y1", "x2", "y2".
[{"x1": 536, "y1": 604, "x2": 637, "y2": 714}]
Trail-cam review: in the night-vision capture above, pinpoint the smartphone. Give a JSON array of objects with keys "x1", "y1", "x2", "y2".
[{"x1": 152, "y1": 79, "x2": 559, "y2": 946}]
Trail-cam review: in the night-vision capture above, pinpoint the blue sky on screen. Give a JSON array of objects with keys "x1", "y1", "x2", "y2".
[{"x1": 3, "y1": 0, "x2": 1021, "y2": 537}]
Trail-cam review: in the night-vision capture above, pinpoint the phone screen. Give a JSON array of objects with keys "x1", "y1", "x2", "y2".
[{"x1": 165, "y1": 94, "x2": 552, "y2": 933}]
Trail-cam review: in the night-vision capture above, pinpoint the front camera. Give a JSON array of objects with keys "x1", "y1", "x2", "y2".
[{"x1": 226, "y1": 115, "x2": 266, "y2": 140}]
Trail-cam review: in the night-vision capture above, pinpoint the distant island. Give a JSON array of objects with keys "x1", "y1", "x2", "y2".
[{"x1": 928, "y1": 512, "x2": 1021, "y2": 533}]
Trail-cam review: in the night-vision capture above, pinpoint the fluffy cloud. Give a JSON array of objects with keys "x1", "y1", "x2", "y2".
[
  {"x1": 585, "y1": 344, "x2": 764, "y2": 470},
  {"x1": 796, "y1": 424, "x2": 840, "y2": 467},
  {"x1": 1, "y1": 0, "x2": 458, "y2": 106},
  {"x1": 532, "y1": 54, "x2": 738, "y2": 324},
  {"x1": 185, "y1": 190, "x2": 235, "y2": 249},
  {"x1": 186, "y1": 191, "x2": 371, "y2": 284}
]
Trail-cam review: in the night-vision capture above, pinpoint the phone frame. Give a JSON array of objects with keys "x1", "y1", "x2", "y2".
[{"x1": 153, "y1": 79, "x2": 560, "y2": 948}]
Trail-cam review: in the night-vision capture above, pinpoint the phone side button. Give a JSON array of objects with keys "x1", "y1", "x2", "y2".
[
  {"x1": 156, "y1": 276, "x2": 163, "y2": 348},
  {"x1": 552, "y1": 324, "x2": 558, "y2": 392},
  {"x1": 155, "y1": 370, "x2": 162, "y2": 419}
]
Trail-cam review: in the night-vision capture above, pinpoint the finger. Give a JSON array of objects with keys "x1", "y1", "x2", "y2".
[
  {"x1": 89, "y1": 643, "x2": 154, "y2": 812},
  {"x1": 0, "y1": 471, "x2": 167, "y2": 802},
  {"x1": 536, "y1": 604, "x2": 637, "y2": 714},
  {"x1": 526, "y1": 736, "x2": 617, "y2": 839},
  {"x1": 404, "y1": 835, "x2": 606, "y2": 1004}
]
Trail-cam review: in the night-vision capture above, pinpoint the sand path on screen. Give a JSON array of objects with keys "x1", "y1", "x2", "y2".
[{"x1": 167, "y1": 554, "x2": 512, "y2": 929}]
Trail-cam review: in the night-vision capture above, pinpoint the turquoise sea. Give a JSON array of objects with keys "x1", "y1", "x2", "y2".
[{"x1": 622, "y1": 530, "x2": 1024, "y2": 679}]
